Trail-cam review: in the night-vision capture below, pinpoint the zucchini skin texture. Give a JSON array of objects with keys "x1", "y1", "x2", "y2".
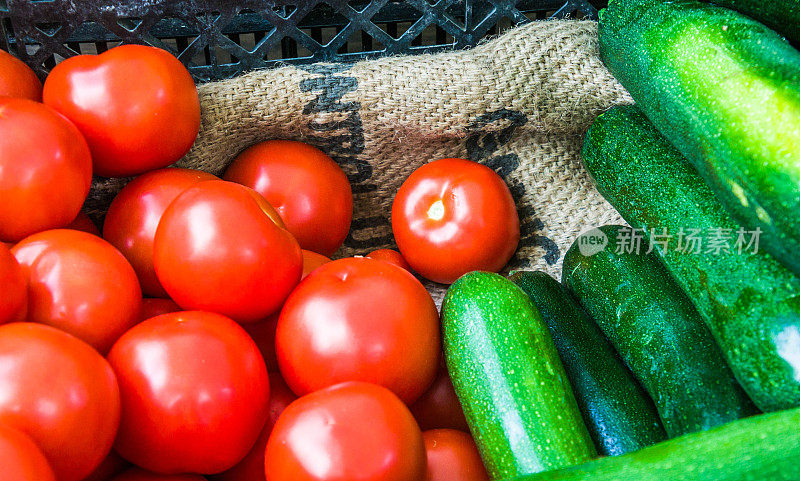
[
  {"x1": 561, "y1": 225, "x2": 757, "y2": 437},
  {"x1": 510, "y1": 270, "x2": 666, "y2": 456},
  {"x1": 442, "y1": 272, "x2": 596, "y2": 479},
  {"x1": 708, "y1": 0, "x2": 800, "y2": 44},
  {"x1": 600, "y1": 0, "x2": 800, "y2": 277},
  {"x1": 581, "y1": 105, "x2": 800, "y2": 412},
  {"x1": 506, "y1": 407, "x2": 800, "y2": 481}
]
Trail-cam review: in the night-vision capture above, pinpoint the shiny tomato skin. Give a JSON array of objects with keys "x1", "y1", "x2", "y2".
[
  {"x1": 12, "y1": 229, "x2": 142, "y2": 354},
  {"x1": 391, "y1": 158, "x2": 520, "y2": 284},
  {"x1": 265, "y1": 382, "x2": 426, "y2": 481},
  {"x1": 211, "y1": 373, "x2": 297, "y2": 481},
  {"x1": 0, "y1": 50, "x2": 42, "y2": 101},
  {"x1": 0, "y1": 98, "x2": 92, "y2": 242},
  {"x1": 153, "y1": 180, "x2": 301, "y2": 322},
  {"x1": 0, "y1": 323, "x2": 121, "y2": 481},
  {"x1": 276, "y1": 257, "x2": 440, "y2": 404},
  {"x1": 301, "y1": 249, "x2": 331, "y2": 279},
  {"x1": 67, "y1": 212, "x2": 101, "y2": 236},
  {"x1": 423, "y1": 429, "x2": 489, "y2": 481},
  {"x1": 224, "y1": 140, "x2": 352, "y2": 257},
  {"x1": 112, "y1": 468, "x2": 207, "y2": 481},
  {"x1": 410, "y1": 365, "x2": 469, "y2": 432},
  {"x1": 80, "y1": 450, "x2": 130, "y2": 481},
  {"x1": 108, "y1": 311, "x2": 270, "y2": 475},
  {"x1": 0, "y1": 423, "x2": 56, "y2": 481},
  {"x1": 366, "y1": 248, "x2": 412, "y2": 273},
  {"x1": 42, "y1": 45, "x2": 200, "y2": 177},
  {"x1": 138, "y1": 298, "x2": 182, "y2": 323},
  {"x1": 0, "y1": 243, "x2": 26, "y2": 325},
  {"x1": 103, "y1": 168, "x2": 217, "y2": 297}
]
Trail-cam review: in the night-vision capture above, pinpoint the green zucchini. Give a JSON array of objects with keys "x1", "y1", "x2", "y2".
[
  {"x1": 510, "y1": 270, "x2": 666, "y2": 456},
  {"x1": 506, "y1": 407, "x2": 800, "y2": 481},
  {"x1": 581, "y1": 105, "x2": 800, "y2": 412},
  {"x1": 707, "y1": 1, "x2": 800, "y2": 44},
  {"x1": 442, "y1": 272, "x2": 596, "y2": 479},
  {"x1": 599, "y1": 0, "x2": 800, "y2": 277},
  {"x1": 561, "y1": 225, "x2": 757, "y2": 437}
]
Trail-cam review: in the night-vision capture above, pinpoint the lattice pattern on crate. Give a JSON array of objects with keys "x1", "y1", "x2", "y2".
[{"x1": 0, "y1": 0, "x2": 604, "y2": 82}]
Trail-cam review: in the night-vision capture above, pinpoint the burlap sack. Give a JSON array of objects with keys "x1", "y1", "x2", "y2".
[{"x1": 86, "y1": 20, "x2": 632, "y2": 302}]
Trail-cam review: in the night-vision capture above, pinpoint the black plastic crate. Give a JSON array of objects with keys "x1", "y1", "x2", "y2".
[{"x1": 0, "y1": 0, "x2": 608, "y2": 82}]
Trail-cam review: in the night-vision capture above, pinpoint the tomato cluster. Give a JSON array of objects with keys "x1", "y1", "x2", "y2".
[{"x1": 0, "y1": 45, "x2": 516, "y2": 481}]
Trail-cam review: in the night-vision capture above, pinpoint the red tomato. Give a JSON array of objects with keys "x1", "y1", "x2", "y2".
[
  {"x1": 42, "y1": 45, "x2": 200, "y2": 177},
  {"x1": 265, "y1": 382, "x2": 426, "y2": 481},
  {"x1": 391, "y1": 158, "x2": 520, "y2": 284},
  {"x1": 410, "y1": 365, "x2": 469, "y2": 432},
  {"x1": 212, "y1": 373, "x2": 297, "y2": 481},
  {"x1": 277, "y1": 257, "x2": 440, "y2": 404},
  {"x1": 0, "y1": 323, "x2": 120, "y2": 481},
  {"x1": 139, "y1": 298, "x2": 182, "y2": 323},
  {"x1": 12, "y1": 229, "x2": 142, "y2": 354},
  {"x1": 0, "y1": 50, "x2": 42, "y2": 101},
  {"x1": 423, "y1": 429, "x2": 488, "y2": 481},
  {"x1": 242, "y1": 314, "x2": 280, "y2": 372},
  {"x1": 0, "y1": 243, "x2": 26, "y2": 324},
  {"x1": 67, "y1": 212, "x2": 101, "y2": 236},
  {"x1": 153, "y1": 180, "x2": 301, "y2": 322},
  {"x1": 80, "y1": 450, "x2": 130, "y2": 481},
  {"x1": 108, "y1": 311, "x2": 269, "y2": 474},
  {"x1": 301, "y1": 249, "x2": 331, "y2": 279},
  {"x1": 0, "y1": 98, "x2": 92, "y2": 242},
  {"x1": 224, "y1": 140, "x2": 352, "y2": 256},
  {"x1": 366, "y1": 248, "x2": 412, "y2": 272},
  {"x1": 0, "y1": 423, "x2": 56, "y2": 481},
  {"x1": 103, "y1": 168, "x2": 217, "y2": 297},
  {"x1": 112, "y1": 468, "x2": 207, "y2": 481}
]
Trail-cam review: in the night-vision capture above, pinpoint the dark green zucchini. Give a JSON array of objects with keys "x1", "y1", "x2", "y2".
[
  {"x1": 506, "y1": 407, "x2": 800, "y2": 481},
  {"x1": 561, "y1": 225, "x2": 757, "y2": 437},
  {"x1": 707, "y1": 0, "x2": 800, "y2": 44},
  {"x1": 600, "y1": 0, "x2": 800, "y2": 278},
  {"x1": 581, "y1": 105, "x2": 800, "y2": 412},
  {"x1": 442, "y1": 272, "x2": 596, "y2": 479},
  {"x1": 510, "y1": 270, "x2": 666, "y2": 455}
]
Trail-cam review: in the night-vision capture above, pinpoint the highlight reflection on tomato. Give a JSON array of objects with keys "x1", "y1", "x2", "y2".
[
  {"x1": 391, "y1": 158, "x2": 520, "y2": 284},
  {"x1": 0, "y1": 423, "x2": 56, "y2": 481},
  {"x1": 0, "y1": 323, "x2": 121, "y2": 481},
  {"x1": 43, "y1": 45, "x2": 200, "y2": 177},
  {"x1": 108, "y1": 311, "x2": 269, "y2": 475},
  {"x1": 103, "y1": 168, "x2": 217, "y2": 298},
  {"x1": 12, "y1": 229, "x2": 142, "y2": 354},
  {"x1": 265, "y1": 382, "x2": 426, "y2": 481},
  {"x1": 153, "y1": 180, "x2": 301, "y2": 322}
]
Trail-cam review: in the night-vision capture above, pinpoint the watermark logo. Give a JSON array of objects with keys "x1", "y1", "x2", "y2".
[{"x1": 577, "y1": 227, "x2": 609, "y2": 256}]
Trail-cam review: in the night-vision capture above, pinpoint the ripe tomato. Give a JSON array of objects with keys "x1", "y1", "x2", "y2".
[
  {"x1": 42, "y1": 45, "x2": 200, "y2": 177},
  {"x1": 212, "y1": 373, "x2": 297, "y2": 481},
  {"x1": 108, "y1": 311, "x2": 269, "y2": 474},
  {"x1": 265, "y1": 382, "x2": 426, "y2": 481},
  {"x1": 66, "y1": 212, "x2": 101, "y2": 236},
  {"x1": 81, "y1": 450, "x2": 130, "y2": 481},
  {"x1": 103, "y1": 168, "x2": 217, "y2": 297},
  {"x1": 423, "y1": 429, "x2": 489, "y2": 481},
  {"x1": 410, "y1": 364, "x2": 469, "y2": 432},
  {"x1": 0, "y1": 98, "x2": 92, "y2": 242},
  {"x1": 366, "y1": 248, "x2": 412, "y2": 272},
  {"x1": 0, "y1": 323, "x2": 120, "y2": 481},
  {"x1": 301, "y1": 249, "x2": 331, "y2": 279},
  {"x1": 12, "y1": 229, "x2": 142, "y2": 354},
  {"x1": 0, "y1": 50, "x2": 42, "y2": 101},
  {"x1": 391, "y1": 158, "x2": 520, "y2": 284},
  {"x1": 0, "y1": 423, "x2": 56, "y2": 481},
  {"x1": 242, "y1": 314, "x2": 280, "y2": 372},
  {"x1": 112, "y1": 468, "x2": 207, "y2": 481},
  {"x1": 0, "y1": 243, "x2": 26, "y2": 325},
  {"x1": 277, "y1": 257, "x2": 440, "y2": 404},
  {"x1": 153, "y1": 180, "x2": 301, "y2": 322},
  {"x1": 224, "y1": 140, "x2": 352, "y2": 256},
  {"x1": 139, "y1": 298, "x2": 182, "y2": 323}
]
